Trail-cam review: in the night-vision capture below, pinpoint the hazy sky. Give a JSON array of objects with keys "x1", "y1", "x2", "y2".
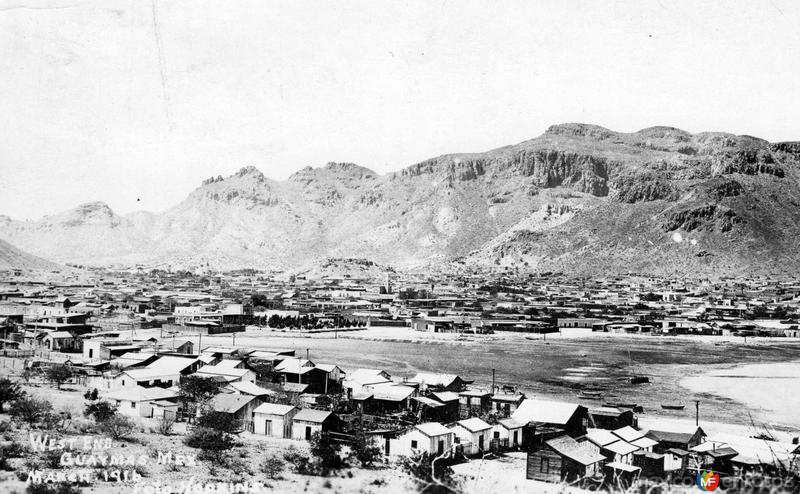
[{"x1": 1, "y1": 0, "x2": 799, "y2": 220}]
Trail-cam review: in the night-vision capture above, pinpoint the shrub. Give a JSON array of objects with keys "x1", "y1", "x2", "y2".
[
  {"x1": 309, "y1": 431, "x2": 346, "y2": 476},
  {"x1": 2, "y1": 441, "x2": 29, "y2": 458},
  {"x1": 84, "y1": 401, "x2": 117, "y2": 422},
  {"x1": 196, "y1": 411, "x2": 239, "y2": 433},
  {"x1": 0, "y1": 453, "x2": 12, "y2": 471},
  {"x1": 184, "y1": 427, "x2": 235, "y2": 462},
  {"x1": 82, "y1": 389, "x2": 98, "y2": 401},
  {"x1": 156, "y1": 414, "x2": 176, "y2": 435},
  {"x1": 0, "y1": 378, "x2": 25, "y2": 413},
  {"x1": 98, "y1": 415, "x2": 136, "y2": 441},
  {"x1": 26, "y1": 483, "x2": 83, "y2": 494},
  {"x1": 260, "y1": 454, "x2": 285, "y2": 480},
  {"x1": 9, "y1": 396, "x2": 53, "y2": 426},
  {"x1": 283, "y1": 446, "x2": 314, "y2": 475},
  {"x1": 349, "y1": 431, "x2": 382, "y2": 468},
  {"x1": 41, "y1": 448, "x2": 63, "y2": 469}
]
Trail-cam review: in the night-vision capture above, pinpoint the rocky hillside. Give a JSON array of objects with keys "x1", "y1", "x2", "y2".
[
  {"x1": 0, "y1": 238, "x2": 62, "y2": 271},
  {"x1": 1, "y1": 123, "x2": 799, "y2": 277}
]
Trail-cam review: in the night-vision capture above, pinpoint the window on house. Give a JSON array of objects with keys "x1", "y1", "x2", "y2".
[
  {"x1": 131, "y1": 402, "x2": 136, "y2": 408},
  {"x1": 541, "y1": 458, "x2": 549, "y2": 473},
  {"x1": 411, "y1": 440, "x2": 418, "y2": 449}
]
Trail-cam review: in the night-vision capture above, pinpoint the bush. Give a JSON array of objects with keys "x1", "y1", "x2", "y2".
[
  {"x1": 41, "y1": 448, "x2": 63, "y2": 469},
  {"x1": 0, "y1": 378, "x2": 25, "y2": 413},
  {"x1": 9, "y1": 396, "x2": 53, "y2": 426},
  {"x1": 260, "y1": 454, "x2": 285, "y2": 480},
  {"x1": 0, "y1": 453, "x2": 12, "y2": 471},
  {"x1": 184, "y1": 427, "x2": 235, "y2": 461},
  {"x1": 156, "y1": 414, "x2": 176, "y2": 435},
  {"x1": 98, "y1": 415, "x2": 136, "y2": 441},
  {"x1": 82, "y1": 389, "x2": 98, "y2": 401},
  {"x1": 84, "y1": 401, "x2": 117, "y2": 422},
  {"x1": 196, "y1": 411, "x2": 239, "y2": 433},
  {"x1": 309, "y1": 431, "x2": 346, "y2": 476},
  {"x1": 283, "y1": 446, "x2": 314, "y2": 475},
  {"x1": 1, "y1": 441, "x2": 29, "y2": 458},
  {"x1": 26, "y1": 483, "x2": 83, "y2": 494},
  {"x1": 349, "y1": 431, "x2": 382, "y2": 468}
]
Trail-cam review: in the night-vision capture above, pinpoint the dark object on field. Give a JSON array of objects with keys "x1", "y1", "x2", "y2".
[
  {"x1": 660, "y1": 404, "x2": 685, "y2": 410},
  {"x1": 629, "y1": 376, "x2": 650, "y2": 384}
]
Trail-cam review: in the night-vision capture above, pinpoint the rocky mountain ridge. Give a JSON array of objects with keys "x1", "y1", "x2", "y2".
[{"x1": 2, "y1": 123, "x2": 799, "y2": 277}]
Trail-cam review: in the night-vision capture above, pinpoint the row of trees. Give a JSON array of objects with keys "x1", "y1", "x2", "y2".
[{"x1": 261, "y1": 314, "x2": 367, "y2": 330}]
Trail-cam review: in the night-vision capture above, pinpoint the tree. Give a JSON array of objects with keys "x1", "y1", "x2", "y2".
[
  {"x1": 9, "y1": 396, "x2": 53, "y2": 426},
  {"x1": 179, "y1": 376, "x2": 221, "y2": 403},
  {"x1": 247, "y1": 361, "x2": 277, "y2": 383},
  {"x1": 178, "y1": 376, "x2": 222, "y2": 417},
  {"x1": 99, "y1": 414, "x2": 137, "y2": 440},
  {"x1": 308, "y1": 431, "x2": 346, "y2": 475},
  {"x1": 46, "y1": 365, "x2": 74, "y2": 390},
  {"x1": 84, "y1": 401, "x2": 117, "y2": 422},
  {"x1": 0, "y1": 378, "x2": 25, "y2": 413},
  {"x1": 349, "y1": 431, "x2": 382, "y2": 468}
]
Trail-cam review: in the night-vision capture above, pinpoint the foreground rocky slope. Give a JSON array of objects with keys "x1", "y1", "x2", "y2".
[{"x1": 1, "y1": 124, "x2": 799, "y2": 277}]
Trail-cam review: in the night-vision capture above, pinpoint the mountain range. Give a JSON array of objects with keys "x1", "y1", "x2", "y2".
[{"x1": 2, "y1": 123, "x2": 799, "y2": 277}]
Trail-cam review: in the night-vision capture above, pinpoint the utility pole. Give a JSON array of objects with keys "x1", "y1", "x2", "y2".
[
  {"x1": 695, "y1": 400, "x2": 700, "y2": 426},
  {"x1": 306, "y1": 348, "x2": 309, "y2": 360},
  {"x1": 492, "y1": 368, "x2": 496, "y2": 394}
]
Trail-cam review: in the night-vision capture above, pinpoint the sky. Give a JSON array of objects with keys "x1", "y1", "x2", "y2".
[{"x1": 1, "y1": 0, "x2": 799, "y2": 220}]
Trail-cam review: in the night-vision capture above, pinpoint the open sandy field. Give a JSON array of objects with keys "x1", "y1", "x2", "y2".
[
  {"x1": 161, "y1": 327, "x2": 800, "y2": 431},
  {"x1": 681, "y1": 361, "x2": 800, "y2": 431}
]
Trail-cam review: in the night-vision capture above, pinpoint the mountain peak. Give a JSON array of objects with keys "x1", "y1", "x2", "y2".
[
  {"x1": 323, "y1": 162, "x2": 377, "y2": 177},
  {"x1": 545, "y1": 123, "x2": 618, "y2": 140},
  {"x1": 232, "y1": 165, "x2": 265, "y2": 180}
]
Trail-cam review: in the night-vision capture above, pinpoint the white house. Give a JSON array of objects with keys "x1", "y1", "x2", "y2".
[
  {"x1": 291, "y1": 409, "x2": 340, "y2": 441},
  {"x1": 195, "y1": 359, "x2": 256, "y2": 383},
  {"x1": 451, "y1": 417, "x2": 493, "y2": 455},
  {"x1": 253, "y1": 403, "x2": 298, "y2": 438},
  {"x1": 492, "y1": 418, "x2": 524, "y2": 449},
  {"x1": 101, "y1": 386, "x2": 180, "y2": 417},
  {"x1": 389, "y1": 422, "x2": 454, "y2": 457}
]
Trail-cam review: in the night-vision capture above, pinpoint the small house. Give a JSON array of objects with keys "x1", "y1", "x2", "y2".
[
  {"x1": 451, "y1": 417, "x2": 493, "y2": 455},
  {"x1": 291, "y1": 409, "x2": 342, "y2": 441},
  {"x1": 253, "y1": 403, "x2": 298, "y2": 439},
  {"x1": 389, "y1": 422, "x2": 454, "y2": 457},
  {"x1": 526, "y1": 435, "x2": 605, "y2": 483}
]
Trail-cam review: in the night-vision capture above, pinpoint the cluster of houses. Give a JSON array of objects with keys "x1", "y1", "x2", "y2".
[
  {"x1": 1, "y1": 270, "x2": 799, "y2": 357},
  {"x1": 1, "y1": 272, "x2": 799, "y2": 487},
  {"x1": 18, "y1": 338, "x2": 789, "y2": 487}
]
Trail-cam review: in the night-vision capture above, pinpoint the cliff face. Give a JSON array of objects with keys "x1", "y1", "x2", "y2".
[{"x1": 1, "y1": 123, "x2": 799, "y2": 277}]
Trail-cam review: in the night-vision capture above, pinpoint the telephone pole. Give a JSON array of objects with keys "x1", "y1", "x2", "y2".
[{"x1": 695, "y1": 400, "x2": 700, "y2": 426}]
